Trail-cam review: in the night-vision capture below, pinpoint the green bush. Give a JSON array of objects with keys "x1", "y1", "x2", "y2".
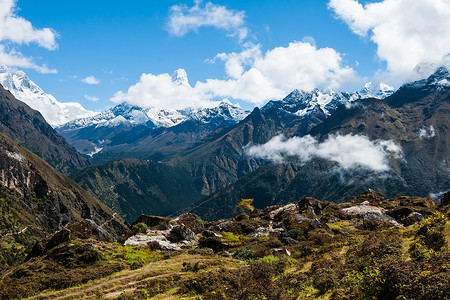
[
  {"x1": 233, "y1": 247, "x2": 255, "y2": 260},
  {"x1": 132, "y1": 223, "x2": 148, "y2": 235}
]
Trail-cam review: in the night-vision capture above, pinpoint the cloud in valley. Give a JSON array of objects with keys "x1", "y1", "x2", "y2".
[
  {"x1": 246, "y1": 134, "x2": 402, "y2": 172},
  {"x1": 328, "y1": 0, "x2": 450, "y2": 81},
  {"x1": 0, "y1": 0, "x2": 57, "y2": 73}
]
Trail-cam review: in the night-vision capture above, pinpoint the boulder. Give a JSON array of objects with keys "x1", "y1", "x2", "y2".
[
  {"x1": 363, "y1": 212, "x2": 402, "y2": 230},
  {"x1": 124, "y1": 234, "x2": 181, "y2": 251},
  {"x1": 269, "y1": 203, "x2": 297, "y2": 220},
  {"x1": 350, "y1": 189, "x2": 384, "y2": 204},
  {"x1": 298, "y1": 197, "x2": 324, "y2": 218},
  {"x1": 166, "y1": 224, "x2": 195, "y2": 243},
  {"x1": 67, "y1": 219, "x2": 115, "y2": 242},
  {"x1": 198, "y1": 236, "x2": 229, "y2": 252},
  {"x1": 340, "y1": 204, "x2": 385, "y2": 219},
  {"x1": 404, "y1": 212, "x2": 425, "y2": 225},
  {"x1": 172, "y1": 214, "x2": 205, "y2": 234},
  {"x1": 28, "y1": 228, "x2": 71, "y2": 258}
]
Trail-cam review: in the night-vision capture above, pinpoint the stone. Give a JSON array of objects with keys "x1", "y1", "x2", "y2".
[
  {"x1": 27, "y1": 228, "x2": 71, "y2": 259},
  {"x1": 67, "y1": 219, "x2": 115, "y2": 242},
  {"x1": 172, "y1": 214, "x2": 205, "y2": 234},
  {"x1": 363, "y1": 212, "x2": 402, "y2": 230},
  {"x1": 272, "y1": 248, "x2": 291, "y2": 256},
  {"x1": 166, "y1": 224, "x2": 195, "y2": 242},
  {"x1": 124, "y1": 234, "x2": 181, "y2": 251},
  {"x1": 340, "y1": 204, "x2": 385, "y2": 219},
  {"x1": 269, "y1": 203, "x2": 297, "y2": 220},
  {"x1": 404, "y1": 212, "x2": 424, "y2": 225},
  {"x1": 282, "y1": 237, "x2": 299, "y2": 246},
  {"x1": 198, "y1": 236, "x2": 229, "y2": 252}
]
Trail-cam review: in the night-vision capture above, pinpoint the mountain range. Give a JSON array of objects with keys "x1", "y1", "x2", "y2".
[{"x1": 0, "y1": 65, "x2": 447, "y2": 224}]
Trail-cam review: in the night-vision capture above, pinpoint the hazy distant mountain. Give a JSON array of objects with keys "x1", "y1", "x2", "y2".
[
  {"x1": 0, "y1": 65, "x2": 95, "y2": 127},
  {"x1": 57, "y1": 99, "x2": 250, "y2": 160}
]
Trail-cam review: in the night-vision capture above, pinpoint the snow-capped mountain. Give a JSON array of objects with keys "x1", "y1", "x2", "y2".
[
  {"x1": 58, "y1": 99, "x2": 249, "y2": 132},
  {"x1": 0, "y1": 65, "x2": 95, "y2": 127},
  {"x1": 262, "y1": 82, "x2": 394, "y2": 117}
]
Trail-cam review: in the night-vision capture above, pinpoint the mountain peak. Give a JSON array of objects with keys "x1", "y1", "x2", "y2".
[
  {"x1": 171, "y1": 68, "x2": 189, "y2": 86},
  {"x1": 0, "y1": 66, "x2": 95, "y2": 127}
]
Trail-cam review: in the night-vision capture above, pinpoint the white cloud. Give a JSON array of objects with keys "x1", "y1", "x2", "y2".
[
  {"x1": 84, "y1": 94, "x2": 99, "y2": 102},
  {"x1": 199, "y1": 41, "x2": 360, "y2": 104},
  {"x1": 166, "y1": 0, "x2": 248, "y2": 42},
  {"x1": 328, "y1": 0, "x2": 450, "y2": 82},
  {"x1": 0, "y1": 0, "x2": 57, "y2": 73},
  {"x1": 111, "y1": 71, "x2": 215, "y2": 110},
  {"x1": 0, "y1": 45, "x2": 56, "y2": 73},
  {"x1": 113, "y1": 42, "x2": 359, "y2": 109},
  {"x1": 246, "y1": 134, "x2": 402, "y2": 172},
  {"x1": 82, "y1": 75, "x2": 100, "y2": 85},
  {"x1": 418, "y1": 125, "x2": 436, "y2": 139}
]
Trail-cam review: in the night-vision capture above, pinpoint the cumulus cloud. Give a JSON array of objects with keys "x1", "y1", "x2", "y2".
[
  {"x1": 328, "y1": 0, "x2": 450, "y2": 81},
  {"x1": 166, "y1": 0, "x2": 248, "y2": 42},
  {"x1": 84, "y1": 94, "x2": 99, "y2": 102},
  {"x1": 111, "y1": 71, "x2": 215, "y2": 110},
  {"x1": 113, "y1": 42, "x2": 359, "y2": 109},
  {"x1": 199, "y1": 42, "x2": 359, "y2": 104},
  {"x1": 82, "y1": 75, "x2": 100, "y2": 85},
  {"x1": 0, "y1": 0, "x2": 58, "y2": 73},
  {"x1": 246, "y1": 134, "x2": 402, "y2": 172}
]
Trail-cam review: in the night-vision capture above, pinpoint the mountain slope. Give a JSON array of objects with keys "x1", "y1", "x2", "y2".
[
  {"x1": 73, "y1": 158, "x2": 202, "y2": 223},
  {"x1": 184, "y1": 68, "x2": 450, "y2": 220},
  {"x1": 0, "y1": 133, "x2": 128, "y2": 267},
  {"x1": 0, "y1": 65, "x2": 95, "y2": 127},
  {"x1": 170, "y1": 84, "x2": 394, "y2": 196},
  {"x1": 0, "y1": 84, "x2": 90, "y2": 175}
]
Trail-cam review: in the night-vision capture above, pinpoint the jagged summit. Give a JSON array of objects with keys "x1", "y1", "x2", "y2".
[
  {"x1": 171, "y1": 68, "x2": 190, "y2": 86},
  {"x1": 0, "y1": 65, "x2": 95, "y2": 127},
  {"x1": 262, "y1": 82, "x2": 394, "y2": 118}
]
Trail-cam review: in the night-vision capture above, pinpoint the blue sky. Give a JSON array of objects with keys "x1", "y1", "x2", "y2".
[{"x1": 2, "y1": 0, "x2": 450, "y2": 113}]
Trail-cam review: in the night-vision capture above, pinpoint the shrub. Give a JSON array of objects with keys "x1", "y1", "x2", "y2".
[
  {"x1": 282, "y1": 229, "x2": 304, "y2": 240},
  {"x1": 132, "y1": 223, "x2": 148, "y2": 235},
  {"x1": 233, "y1": 247, "x2": 255, "y2": 260}
]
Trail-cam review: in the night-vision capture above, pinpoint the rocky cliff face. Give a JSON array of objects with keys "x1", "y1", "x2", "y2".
[
  {"x1": 0, "y1": 84, "x2": 90, "y2": 175},
  {"x1": 0, "y1": 133, "x2": 128, "y2": 236}
]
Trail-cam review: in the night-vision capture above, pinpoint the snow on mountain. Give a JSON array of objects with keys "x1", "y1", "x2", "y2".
[
  {"x1": 263, "y1": 82, "x2": 394, "y2": 118},
  {"x1": 58, "y1": 100, "x2": 249, "y2": 132},
  {"x1": 0, "y1": 65, "x2": 96, "y2": 127},
  {"x1": 171, "y1": 68, "x2": 190, "y2": 86}
]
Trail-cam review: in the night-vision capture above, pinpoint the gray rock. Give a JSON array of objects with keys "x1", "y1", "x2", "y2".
[
  {"x1": 167, "y1": 224, "x2": 195, "y2": 242},
  {"x1": 363, "y1": 212, "x2": 402, "y2": 230},
  {"x1": 282, "y1": 237, "x2": 299, "y2": 246},
  {"x1": 404, "y1": 212, "x2": 424, "y2": 225},
  {"x1": 340, "y1": 205, "x2": 385, "y2": 219}
]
